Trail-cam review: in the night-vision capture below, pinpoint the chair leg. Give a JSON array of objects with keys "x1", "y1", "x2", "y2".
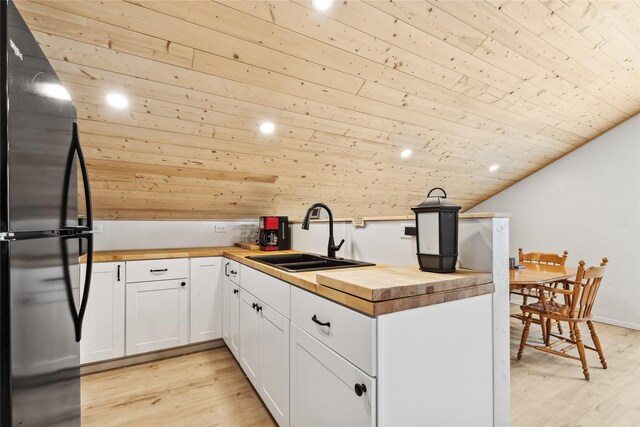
[
  {"x1": 518, "y1": 314, "x2": 532, "y2": 360},
  {"x1": 545, "y1": 318, "x2": 552, "y2": 345},
  {"x1": 539, "y1": 315, "x2": 547, "y2": 344},
  {"x1": 574, "y1": 323, "x2": 590, "y2": 381},
  {"x1": 557, "y1": 320, "x2": 563, "y2": 335},
  {"x1": 521, "y1": 295, "x2": 528, "y2": 324},
  {"x1": 569, "y1": 321, "x2": 576, "y2": 342},
  {"x1": 587, "y1": 320, "x2": 607, "y2": 369}
]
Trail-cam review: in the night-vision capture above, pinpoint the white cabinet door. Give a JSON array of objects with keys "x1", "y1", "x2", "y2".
[
  {"x1": 80, "y1": 262, "x2": 125, "y2": 364},
  {"x1": 126, "y1": 278, "x2": 189, "y2": 355},
  {"x1": 239, "y1": 289, "x2": 261, "y2": 384},
  {"x1": 260, "y1": 304, "x2": 290, "y2": 427},
  {"x1": 190, "y1": 257, "x2": 222, "y2": 343},
  {"x1": 290, "y1": 325, "x2": 376, "y2": 427}
]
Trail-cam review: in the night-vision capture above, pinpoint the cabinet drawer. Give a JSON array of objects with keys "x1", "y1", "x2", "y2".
[
  {"x1": 240, "y1": 265, "x2": 290, "y2": 318},
  {"x1": 291, "y1": 286, "x2": 376, "y2": 376},
  {"x1": 227, "y1": 260, "x2": 240, "y2": 285},
  {"x1": 126, "y1": 258, "x2": 188, "y2": 283}
]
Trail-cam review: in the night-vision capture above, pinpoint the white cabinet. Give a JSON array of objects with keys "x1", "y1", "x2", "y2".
[
  {"x1": 222, "y1": 258, "x2": 240, "y2": 358},
  {"x1": 126, "y1": 261, "x2": 189, "y2": 355},
  {"x1": 190, "y1": 257, "x2": 222, "y2": 343},
  {"x1": 290, "y1": 325, "x2": 376, "y2": 427},
  {"x1": 80, "y1": 262, "x2": 125, "y2": 364},
  {"x1": 239, "y1": 289, "x2": 290, "y2": 427}
]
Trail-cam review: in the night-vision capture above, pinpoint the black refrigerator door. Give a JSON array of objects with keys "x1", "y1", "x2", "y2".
[
  {"x1": 5, "y1": 235, "x2": 81, "y2": 426},
  {"x1": 4, "y1": 0, "x2": 77, "y2": 233}
]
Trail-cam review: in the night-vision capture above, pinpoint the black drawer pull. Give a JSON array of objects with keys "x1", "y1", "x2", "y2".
[
  {"x1": 180, "y1": 282, "x2": 186, "y2": 287},
  {"x1": 256, "y1": 305, "x2": 262, "y2": 312},
  {"x1": 150, "y1": 268, "x2": 168, "y2": 273},
  {"x1": 354, "y1": 383, "x2": 367, "y2": 397},
  {"x1": 233, "y1": 289, "x2": 239, "y2": 295},
  {"x1": 230, "y1": 270, "x2": 237, "y2": 275},
  {"x1": 252, "y1": 302, "x2": 257, "y2": 309},
  {"x1": 312, "y1": 315, "x2": 330, "y2": 327}
]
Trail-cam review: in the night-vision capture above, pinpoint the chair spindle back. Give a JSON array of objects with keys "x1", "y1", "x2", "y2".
[
  {"x1": 569, "y1": 258, "x2": 608, "y2": 319},
  {"x1": 518, "y1": 248, "x2": 568, "y2": 266}
]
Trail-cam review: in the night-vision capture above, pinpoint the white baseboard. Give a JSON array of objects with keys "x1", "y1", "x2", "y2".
[
  {"x1": 509, "y1": 301, "x2": 640, "y2": 331},
  {"x1": 592, "y1": 315, "x2": 640, "y2": 331}
]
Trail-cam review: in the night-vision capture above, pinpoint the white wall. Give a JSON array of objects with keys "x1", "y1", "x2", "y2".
[
  {"x1": 471, "y1": 115, "x2": 640, "y2": 329},
  {"x1": 92, "y1": 220, "x2": 257, "y2": 251}
]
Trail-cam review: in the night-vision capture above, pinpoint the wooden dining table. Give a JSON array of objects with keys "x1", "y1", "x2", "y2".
[{"x1": 510, "y1": 262, "x2": 577, "y2": 289}]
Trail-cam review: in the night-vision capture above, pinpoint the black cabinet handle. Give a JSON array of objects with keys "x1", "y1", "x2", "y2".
[
  {"x1": 354, "y1": 383, "x2": 367, "y2": 397},
  {"x1": 252, "y1": 303, "x2": 257, "y2": 309},
  {"x1": 117, "y1": 265, "x2": 121, "y2": 282},
  {"x1": 150, "y1": 268, "x2": 168, "y2": 273},
  {"x1": 311, "y1": 315, "x2": 330, "y2": 327},
  {"x1": 233, "y1": 288, "x2": 239, "y2": 295},
  {"x1": 256, "y1": 305, "x2": 262, "y2": 312},
  {"x1": 180, "y1": 282, "x2": 186, "y2": 287},
  {"x1": 225, "y1": 262, "x2": 229, "y2": 277},
  {"x1": 230, "y1": 270, "x2": 237, "y2": 275}
]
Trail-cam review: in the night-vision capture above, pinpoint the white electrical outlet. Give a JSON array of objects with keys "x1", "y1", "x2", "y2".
[
  {"x1": 215, "y1": 224, "x2": 229, "y2": 233},
  {"x1": 92, "y1": 224, "x2": 103, "y2": 234}
]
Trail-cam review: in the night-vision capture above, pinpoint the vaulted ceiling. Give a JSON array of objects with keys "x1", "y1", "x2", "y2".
[{"x1": 15, "y1": 0, "x2": 640, "y2": 219}]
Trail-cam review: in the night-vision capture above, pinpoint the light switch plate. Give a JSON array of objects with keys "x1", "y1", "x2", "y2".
[{"x1": 92, "y1": 224, "x2": 103, "y2": 234}]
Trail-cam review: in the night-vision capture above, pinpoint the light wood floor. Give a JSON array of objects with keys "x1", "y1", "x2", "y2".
[
  {"x1": 510, "y1": 307, "x2": 640, "y2": 427},
  {"x1": 82, "y1": 317, "x2": 640, "y2": 426},
  {"x1": 81, "y1": 347, "x2": 275, "y2": 426}
]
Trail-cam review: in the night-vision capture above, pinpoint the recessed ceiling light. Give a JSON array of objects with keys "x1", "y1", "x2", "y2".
[
  {"x1": 105, "y1": 92, "x2": 129, "y2": 109},
  {"x1": 312, "y1": 0, "x2": 334, "y2": 11},
  {"x1": 259, "y1": 122, "x2": 276, "y2": 134},
  {"x1": 41, "y1": 83, "x2": 71, "y2": 101},
  {"x1": 401, "y1": 149, "x2": 412, "y2": 158},
  {"x1": 489, "y1": 164, "x2": 499, "y2": 172}
]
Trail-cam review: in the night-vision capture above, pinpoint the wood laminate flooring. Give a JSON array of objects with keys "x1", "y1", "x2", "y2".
[{"x1": 81, "y1": 315, "x2": 640, "y2": 426}]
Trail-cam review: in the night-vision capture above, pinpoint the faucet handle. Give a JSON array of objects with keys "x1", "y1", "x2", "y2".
[{"x1": 332, "y1": 239, "x2": 345, "y2": 252}]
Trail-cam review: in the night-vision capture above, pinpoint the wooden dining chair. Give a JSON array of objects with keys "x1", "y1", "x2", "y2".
[
  {"x1": 511, "y1": 248, "x2": 568, "y2": 335},
  {"x1": 517, "y1": 258, "x2": 608, "y2": 380}
]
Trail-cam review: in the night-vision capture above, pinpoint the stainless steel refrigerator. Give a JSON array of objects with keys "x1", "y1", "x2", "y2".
[{"x1": 1, "y1": 0, "x2": 94, "y2": 425}]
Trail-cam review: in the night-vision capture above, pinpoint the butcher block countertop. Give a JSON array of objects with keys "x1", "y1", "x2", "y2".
[
  {"x1": 223, "y1": 250, "x2": 494, "y2": 317},
  {"x1": 83, "y1": 246, "x2": 493, "y2": 316},
  {"x1": 83, "y1": 246, "x2": 247, "y2": 262}
]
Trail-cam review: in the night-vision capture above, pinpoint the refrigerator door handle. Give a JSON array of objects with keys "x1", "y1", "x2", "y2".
[{"x1": 60, "y1": 122, "x2": 94, "y2": 342}]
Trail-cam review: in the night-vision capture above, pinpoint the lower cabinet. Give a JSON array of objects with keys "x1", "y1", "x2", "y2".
[
  {"x1": 80, "y1": 262, "x2": 125, "y2": 364},
  {"x1": 239, "y1": 289, "x2": 290, "y2": 427},
  {"x1": 126, "y1": 278, "x2": 189, "y2": 355},
  {"x1": 290, "y1": 325, "x2": 376, "y2": 427},
  {"x1": 190, "y1": 257, "x2": 222, "y2": 343}
]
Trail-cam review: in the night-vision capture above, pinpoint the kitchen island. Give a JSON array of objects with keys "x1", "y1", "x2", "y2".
[{"x1": 220, "y1": 249, "x2": 495, "y2": 426}]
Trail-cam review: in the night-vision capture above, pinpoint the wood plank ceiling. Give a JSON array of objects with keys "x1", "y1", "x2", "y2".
[{"x1": 14, "y1": 0, "x2": 640, "y2": 220}]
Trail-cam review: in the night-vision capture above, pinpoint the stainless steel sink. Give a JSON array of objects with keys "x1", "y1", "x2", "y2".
[{"x1": 246, "y1": 253, "x2": 375, "y2": 272}]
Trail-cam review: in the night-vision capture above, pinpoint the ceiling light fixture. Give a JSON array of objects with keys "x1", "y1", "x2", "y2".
[
  {"x1": 312, "y1": 0, "x2": 334, "y2": 11},
  {"x1": 105, "y1": 92, "x2": 129, "y2": 109},
  {"x1": 259, "y1": 122, "x2": 276, "y2": 134},
  {"x1": 401, "y1": 149, "x2": 412, "y2": 158},
  {"x1": 489, "y1": 164, "x2": 499, "y2": 172}
]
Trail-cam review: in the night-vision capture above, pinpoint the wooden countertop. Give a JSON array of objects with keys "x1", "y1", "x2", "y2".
[
  {"x1": 223, "y1": 250, "x2": 494, "y2": 317},
  {"x1": 83, "y1": 246, "x2": 248, "y2": 263},
  {"x1": 83, "y1": 246, "x2": 493, "y2": 316}
]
